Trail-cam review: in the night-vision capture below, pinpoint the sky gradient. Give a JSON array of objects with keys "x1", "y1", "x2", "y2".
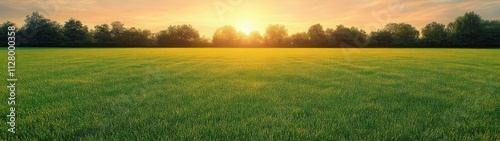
[{"x1": 1, "y1": 0, "x2": 499, "y2": 37}]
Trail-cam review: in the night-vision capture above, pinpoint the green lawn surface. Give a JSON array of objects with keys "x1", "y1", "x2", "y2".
[{"x1": 1, "y1": 48, "x2": 499, "y2": 140}]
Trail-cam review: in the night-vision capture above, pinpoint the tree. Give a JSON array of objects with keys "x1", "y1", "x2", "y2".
[
  {"x1": 447, "y1": 11, "x2": 483, "y2": 47},
  {"x1": 384, "y1": 23, "x2": 419, "y2": 46},
  {"x1": 325, "y1": 28, "x2": 337, "y2": 47},
  {"x1": 64, "y1": 18, "x2": 90, "y2": 46},
  {"x1": 421, "y1": 22, "x2": 447, "y2": 47},
  {"x1": 19, "y1": 11, "x2": 66, "y2": 46},
  {"x1": 212, "y1": 25, "x2": 244, "y2": 47},
  {"x1": 307, "y1": 24, "x2": 327, "y2": 47},
  {"x1": 480, "y1": 20, "x2": 500, "y2": 47},
  {"x1": 247, "y1": 31, "x2": 263, "y2": 47},
  {"x1": 7, "y1": 10, "x2": 500, "y2": 48},
  {"x1": 110, "y1": 21, "x2": 125, "y2": 45},
  {"x1": 121, "y1": 27, "x2": 152, "y2": 47},
  {"x1": 0, "y1": 21, "x2": 16, "y2": 47},
  {"x1": 329, "y1": 25, "x2": 367, "y2": 47},
  {"x1": 289, "y1": 32, "x2": 310, "y2": 47},
  {"x1": 369, "y1": 30, "x2": 393, "y2": 47},
  {"x1": 141, "y1": 29, "x2": 154, "y2": 46},
  {"x1": 193, "y1": 36, "x2": 211, "y2": 47},
  {"x1": 93, "y1": 24, "x2": 112, "y2": 46},
  {"x1": 156, "y1": 24, "x2": 200, "y2": 47},
  {"x1": 264, "y1": 24, "x2": 289, "y2": 47}
]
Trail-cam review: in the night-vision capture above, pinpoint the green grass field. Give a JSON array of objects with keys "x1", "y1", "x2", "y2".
[{"x1": 1, "y1": 48, "x2": 499, "y2": 140}]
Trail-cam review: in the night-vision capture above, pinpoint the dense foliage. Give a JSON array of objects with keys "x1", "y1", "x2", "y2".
[{"x1": 1, "y1": 11, "x2": 499, "y2": 47}]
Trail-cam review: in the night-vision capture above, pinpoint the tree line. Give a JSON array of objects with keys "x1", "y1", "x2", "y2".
[{"x1": 1, "y1": 11, "x2": 499, "y2": 47}]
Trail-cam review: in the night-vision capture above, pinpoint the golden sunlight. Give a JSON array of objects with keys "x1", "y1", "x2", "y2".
[{"x1": 236, "y1": 20, "x2": 256, "y2": 35}]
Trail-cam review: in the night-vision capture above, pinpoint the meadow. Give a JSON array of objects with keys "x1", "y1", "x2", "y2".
[{"x1": 0, "y1": 48, "x2": 499, "y2": 140}]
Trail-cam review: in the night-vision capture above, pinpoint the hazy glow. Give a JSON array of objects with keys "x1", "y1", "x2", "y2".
[
  {"x1": 236, "y1": 19, "x2": 256, "y2": 35},
  {"x1": 0, "y1": 0, "x2": 499, "y2": 37}
]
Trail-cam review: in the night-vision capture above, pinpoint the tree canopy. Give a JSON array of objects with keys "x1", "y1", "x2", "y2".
[
  {"x1": 421, "y1": 22, "x2": 447, "y2": 47},
  {"x1": 2, "y1": 11, "x2": 499, "y2": 47},
  {"x1": 369, "y1": 23, "x2": 419, "y2": 47},
  {"x1": 330, "y1": 25, "x2": 367, "y2": 47},
  {"x1": 157, "y1": 25, "x2": 200, "y2": 47},
  {"x1": 212, "y1": 25, "x2": 244, "y2": 47},
  {"x1": 19, "y1": 11, "x2": 66, "y2": 47},
  {"x1": 64, "y1": 18, "x2": 90, "y2": 46},
  {"x1": 264, "y1": 24, "x2": 289, "y2": 47},
  {"x1": 0, "y1": 21, "x2": 17, "y2": 46},
  {"x1": 307, "y1": 24, "x2": 327, "y2": 47}
]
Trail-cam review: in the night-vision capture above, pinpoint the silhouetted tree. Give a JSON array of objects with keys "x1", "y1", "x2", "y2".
[
  {"x1": 193, "y1": 36, "x2": 212, "y2": 47},
  {"x1": 64, "y1": 18, "x2": 90, "y2": 46},
  {"x1": 121, "y1": 27, "x2": 152, "y2": 47},
  {"x1": 330, "y1": 25, "x2": 367, "y2": 47},
  {"x1": 369, "y1": 30, "x2": 393, "y2": 47},
  {"x1": 92, "y1": 24, "x2": 112, "y2": 46},
  {"x1": 384, "y1": 23, "x2": 419, "y2": 47},
  {"x1": 307, "y1": 24, "x2": 327, "y2": 47},
  {"x1": 264, "y1": 24, "x2": 289, "y2": 47},
  {"x1": 247, "y1": 31, "x2": 263, "y2": 47},
  {"x1": 0, "y1": 21, "x2": 16, "y2": 47},
  {"x1": 110, "y1": 21, "x2": 126, "y2": 46},
  {"x1": 19, "y1": 11, "x2": 66, "y2": 47},
  {"x1": 290, "y1": 32, "x2": 310, "y2": 47},
  {"x1": 212, "y1": 25, "x2": 244, "y2": 47},
  {"x1": 480, "y1": 20, "x2": 500, "y2": 47},
  {"x1": 5, "y1": 10, "x2": 499, "y2": 48},
  {"x1": 447, "y1": 12, "x2": 484, "y2": 47},
  {"x1": 156, "y1": 24, "x2": 200, "y2": 47},
  {"x1": 421, "y1": 22, "x2": 447, "y2": 47},
  {"x1": 325, "y1": 28, "x2": 337, "y2": 47}
]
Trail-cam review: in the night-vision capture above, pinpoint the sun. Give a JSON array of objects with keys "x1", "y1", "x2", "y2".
[
  {"x1": 239, "y1": 26, "x2": 252, "y2": 35},
  {"x1": 236, "y1": 21, "x2": 256, "y2": 35}
]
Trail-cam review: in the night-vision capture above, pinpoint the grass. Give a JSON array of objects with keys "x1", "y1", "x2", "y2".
[{"x1": 0, "y1": 48, "x2": 499, "y2": 140}]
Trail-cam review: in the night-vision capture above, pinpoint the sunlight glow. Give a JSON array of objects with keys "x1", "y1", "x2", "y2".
[{"x1": 236, "y1": 20, "x2": 256, "y2": 35}]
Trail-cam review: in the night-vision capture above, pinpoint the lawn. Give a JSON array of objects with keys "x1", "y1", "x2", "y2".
[{"x1": 1, "y1": 48, "x2": 499, "y2": 140}]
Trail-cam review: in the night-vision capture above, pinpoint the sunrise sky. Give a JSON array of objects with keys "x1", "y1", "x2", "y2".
[{"x1": 1, "y1": 0, "x2": 499, "y2": 37}]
